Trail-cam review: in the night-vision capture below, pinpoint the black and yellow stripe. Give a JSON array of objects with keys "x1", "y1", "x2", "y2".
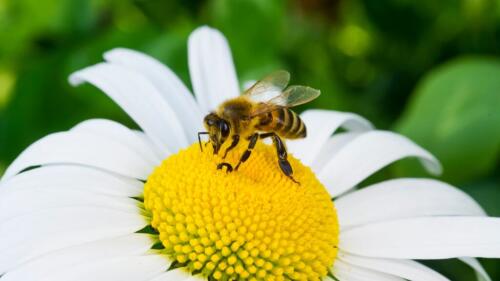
[{"x1": 255, "y1": 108, "x2": 306, "y2": 139}]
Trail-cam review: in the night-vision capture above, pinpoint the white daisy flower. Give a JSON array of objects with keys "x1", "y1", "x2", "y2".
[{"x1": 1, "y1": 26, "x2": 499, "y2": 281}]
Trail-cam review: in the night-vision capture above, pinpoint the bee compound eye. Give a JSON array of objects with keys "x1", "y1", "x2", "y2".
[{"x1": 220, "y1": 121, "x2": 230, "y2": 137}]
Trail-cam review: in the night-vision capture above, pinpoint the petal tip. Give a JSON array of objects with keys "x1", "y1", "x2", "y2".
[
  {"x1": 189, "y1": 25, "x2": 226, "y2": 43},
  {"x1": 68, "y1": 71, "x2": 84, "y2": 86},
  {"x1": 103, "y1": 47, "x2": 139, "y2": 62}
]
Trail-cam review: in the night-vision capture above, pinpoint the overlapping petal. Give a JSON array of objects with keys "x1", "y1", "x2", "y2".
[
  {"x1": 310, "y1": 132, "x2": 362, "y2": 173},
  {"x1": 335, "y1": 178, "x2": 485, "y2": 229},
  {"x1": 459, "y1": 257, "x2": 492, "y2": 281},
  {"x1": 0, "y1": 165, "x2": 143, "y2": 197},
  {"x1": 340, "y1": 217, "x2": 500, "y2": 259},
  {"x1": 104, "y1": 48, "x2": 203, "y2": 143},
  {"x1": 288, "y1": 110, "x2": 373, "y2": 165},
  {"x1": 338, "y1": 253, "x2": 449, "y2": 281},
  {"x1": 330, "y1": 259, "x2": 406, "y2": 281},
  {"x1": 318, "y1": 130, "x2": 442, "y2": 197},
  {"x1": 0, "y1": 188, "x2": 141, "y2": 223},
  {"x1": 1, "y1": 131, "x2": 154, "y2": 181},
  {"x1": 0, "y1": 207, "x2": 147, "y2": 274},
  {"x1": 37, "y1": 255, "x2": 168, "y2": 281},
  {"x1": 69, "y1": 63, "x2": 186, "y2": 154},
  {"x1": 1, "y1": 235, "x2": 153, "y2": 281},
  {"x1": 72, "y1": 119, "x2": 163, "y2": 164}
]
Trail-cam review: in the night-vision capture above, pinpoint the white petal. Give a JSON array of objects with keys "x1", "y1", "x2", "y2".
[
  {"x1": 0, "y1": 188, "x2": 141, "y2": 222},
  {"x1": 319, "y1": 131, "x2": 442, "y2": 197},
  {"x1": 131, "y1": 129, "x2": 167, "y2": 163},
  {"x1": 69, "y1": 63, "x2": 187, "y2": 154},
  {"x1": 332, "y1": 259, "x2": 405, "y2": 281},
  {"x1": 104, "y1": 48, "x2": 203, "y2": 143},
  {"x1": 335, "y1": 178, "x2": 485, "y2": 229},
  {"x1": 1, "y1": 131, "x2": 154, "y2": 181},
  {"x1": 338, "y1": 252, "x2": 449, "y2": 281},
  {"x1": 188, "y1": 26, "x2": 240, "y2": 112},
  {"x1": 2, "y1": 234, "x2": 153, "y2": 281},
  {"x1": 0, "y1": 207, "x2": 147, "y2": 273},
  {"x1": 459, "y1": 257, "x2": 492, "y2": 281},
  {"x1": 340, "y1": 217, "x2": 500, "y2": 259},
  {"x1": 288, "y1": 110, "x2": 373, "y2": 165},
  {"x1": 0, "y1": 165, "x2": 142, "y2": 197},
  {"x1": 310, "y1": 132, "x2": 362, "y2": 173},
  {"x1": 148, "y1": 271, "x2": 194, "y2": 281},
  {"x1": 39, "y1": 255, "x2": 168, "y2": 281},
  {"x1": 72, "y1": 119, "x2": 163, "y2": 163}
]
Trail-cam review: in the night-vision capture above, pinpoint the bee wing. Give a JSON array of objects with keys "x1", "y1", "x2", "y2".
[
  {"x1": 243, "y1": 70, "x2": 290, "y2": 103},
  {"x1": 250, "y1": 86, "x2": 321, "y2": 117},
  {"x1": 249, "y1": 103, "x2": 282, "y2": 118},
  {"x1": 267, "y1": 85, "x2": 320, "y2": 107}
]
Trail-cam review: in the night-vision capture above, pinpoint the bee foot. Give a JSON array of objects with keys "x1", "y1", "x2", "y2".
[
  {"x1": 217, "y1": 162, "x2": 233, "y2": 173},
  {"x1": 288, "y1": 176, "x2": 301, "y2": 185}
]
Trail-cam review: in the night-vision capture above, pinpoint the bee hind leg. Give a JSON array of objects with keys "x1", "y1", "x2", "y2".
[
  {"x1": 279, "y1": 159, "x2": 300, "y2": 185},
  {"x1": 261, "y1": 132, "x2": 300, "y2": 185}
]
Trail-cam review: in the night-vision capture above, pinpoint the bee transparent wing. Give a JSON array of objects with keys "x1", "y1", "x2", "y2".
[
  {"x1": 267, "y1": 85, "x2": 320, "y2": 107},
  {"x1": 249, "y1": 103, "x2": 282, "y2": 118},
  {"x1": 243, "y1": 70, "x2": 290, "y2": 103},
  {"x1": 250, "y1": 86, "x2": 321, "y2": 117}
]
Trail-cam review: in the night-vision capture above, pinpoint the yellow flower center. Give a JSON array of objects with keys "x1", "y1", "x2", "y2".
[{"x1": 144, "y1": 142, "x2": 339, "y2": 280}]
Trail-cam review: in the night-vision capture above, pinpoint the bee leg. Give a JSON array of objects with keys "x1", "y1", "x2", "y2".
[
  {"x1": 213, "y1": 142, "x2": 223, "y2": 155},
  {"x1": 223, "y1": 135, "x2": 240, "y2": 159},
  {"x1": 279, "y1": 159, "x2": 300, "y2": 185},
  {"x1": 261, "y1": 133, "x2": 300, "y2": 185},
  {"x1": 217, "y1": 162, "x2": 233, "y2": 173},
  {"x1": 197, "y1": 132, "x2": 209, "y2": 152},
  {"x1": 234, "y1": 133, "x2": 259, "y2": 171}
]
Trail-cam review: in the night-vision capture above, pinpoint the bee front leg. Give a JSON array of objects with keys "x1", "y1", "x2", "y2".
[
  {"x1": 222, "y1": 135, "x2": 240, "y2": 159},
  {"x1": 217, "y1": 162, "x2": 233, "y2": 173},
  {"x1": 234, "y1": 133, "x2": 259, "y2": 171}
]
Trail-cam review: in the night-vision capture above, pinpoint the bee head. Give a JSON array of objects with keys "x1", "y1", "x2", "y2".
[{"x1": 203, "y1": 113, "x2": 230, "y2": 154}]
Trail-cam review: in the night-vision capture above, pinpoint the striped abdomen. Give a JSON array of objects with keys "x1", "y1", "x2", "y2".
[{"x1": 255, "y1": 108, "x2": 306, "y2": 139}]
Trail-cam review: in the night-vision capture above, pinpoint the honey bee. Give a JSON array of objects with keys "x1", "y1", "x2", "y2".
[{"x1": 198, "y1": 70, "x2": 320, "y2": 184}]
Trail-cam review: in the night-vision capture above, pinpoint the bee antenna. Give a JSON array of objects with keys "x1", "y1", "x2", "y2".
[{"x1": 197, "y1": 132, "x2": 209, "y2": 152}]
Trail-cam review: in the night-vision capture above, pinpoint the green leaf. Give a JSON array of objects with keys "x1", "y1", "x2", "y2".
[
  {"x1": 462, "y1": 178, "x2": 500, "y2": 217},
  {"x1": 210, "y1": 0, "x2": 286, "y2": 81},
  {"x1": 394, "y1": 57, "x2": 500, "y2": 184}
]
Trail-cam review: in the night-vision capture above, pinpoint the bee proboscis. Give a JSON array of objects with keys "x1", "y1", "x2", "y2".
[{"x1": 198, "y1": 70, "x2": 320, "y2": 184}]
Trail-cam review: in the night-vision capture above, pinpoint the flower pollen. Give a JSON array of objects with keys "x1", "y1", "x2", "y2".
[{"x1": 144, "y1": 142, "x2": 339, "y2": 280}]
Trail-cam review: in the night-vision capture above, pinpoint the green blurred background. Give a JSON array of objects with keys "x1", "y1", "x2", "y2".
[{"x1": 0, "y1": 0, "x2": 499, "y2": 279}]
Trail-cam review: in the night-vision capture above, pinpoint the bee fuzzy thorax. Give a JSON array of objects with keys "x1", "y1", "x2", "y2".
[{"x1": 218, "y1": 97, "x2": 254, "y2": 119}]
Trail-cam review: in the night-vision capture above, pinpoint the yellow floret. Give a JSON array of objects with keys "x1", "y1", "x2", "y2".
[{"x1": 144, "y1": 142, "x2": 339, "y2": 280}]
